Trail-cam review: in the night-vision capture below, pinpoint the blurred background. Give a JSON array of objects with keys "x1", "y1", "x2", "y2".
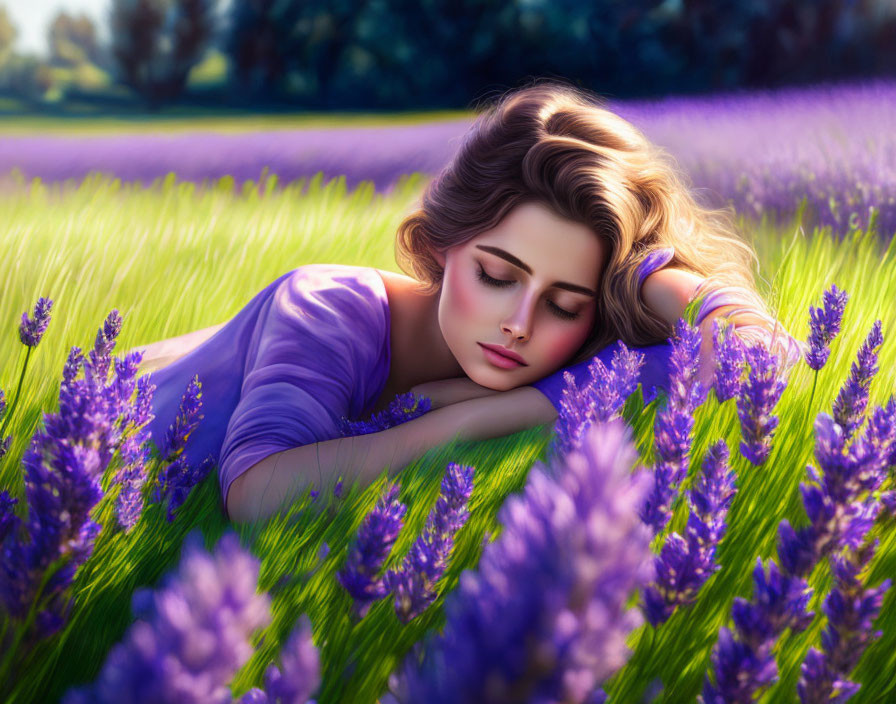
[
  {"x1": 1, "y1": 0, "x2": 895, "y2": 112},
  {"x1": 1, "y1": 1, "x2": 895, "y2": 238}
]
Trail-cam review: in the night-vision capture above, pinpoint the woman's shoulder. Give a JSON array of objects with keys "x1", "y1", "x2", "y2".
[
  {"x1": 290, "y1": 263, "x2": 423, "y2": 312},
  {"x1": 269, "y1": 263, "x2": 391, "y2": 334}
]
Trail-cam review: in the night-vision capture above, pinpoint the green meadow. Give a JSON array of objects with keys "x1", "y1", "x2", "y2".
[{"x1": 1, "y1": 167, "x2": 895, "y2": 703}]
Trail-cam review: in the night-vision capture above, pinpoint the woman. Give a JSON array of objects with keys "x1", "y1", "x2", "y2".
[{"x1": 131, "y1": 80, "x2": 803, "y2": 525}]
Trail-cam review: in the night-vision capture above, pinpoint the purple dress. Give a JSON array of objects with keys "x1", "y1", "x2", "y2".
[
  {"x1": 137, "y1": 250, "x2": 804, "y2": 520},
  {"x1": 138, "y1": 264, "x2": 391, "y2": 519}
]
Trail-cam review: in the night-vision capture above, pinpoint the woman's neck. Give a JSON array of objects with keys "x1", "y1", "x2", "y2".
[{"x1": 377, "y1": 269, "x2": 466, "y2": 391}]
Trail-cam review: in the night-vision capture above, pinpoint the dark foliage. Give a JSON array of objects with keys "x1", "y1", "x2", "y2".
[
  {"x1": 109, "y1": 0, "x2": 216, "y2": 109},
  {"x1": 221, "y1": 0, "x2": 896, "y2": 109}
]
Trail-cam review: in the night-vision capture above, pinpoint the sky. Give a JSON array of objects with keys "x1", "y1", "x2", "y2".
[{"x1": 4, "y1": 0, "x2": 111, "y2": 56}]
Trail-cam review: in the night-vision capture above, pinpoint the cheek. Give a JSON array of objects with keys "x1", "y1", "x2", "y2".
[
  {"x1": 443, "y1": 264, "x2": 482, "y2": 324},
  {"x1": 541, "y1": 323, "x2": 590, "y2": 367}
]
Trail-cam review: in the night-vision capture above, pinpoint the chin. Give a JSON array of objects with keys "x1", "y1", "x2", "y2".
[{"x1": 473, "y1": 368, "x2": 526, "y2": 392}]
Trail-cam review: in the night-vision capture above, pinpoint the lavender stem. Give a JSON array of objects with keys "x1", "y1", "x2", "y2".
[{"x1": 0, "y1": 347, "x2": 32, "y2": 448}]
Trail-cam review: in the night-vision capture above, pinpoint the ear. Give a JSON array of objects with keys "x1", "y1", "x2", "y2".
[{"x1": 433, "y1": 248, "x2": 446, "y2": 268}]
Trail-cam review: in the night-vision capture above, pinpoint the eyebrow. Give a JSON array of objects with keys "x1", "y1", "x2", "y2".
[{"x1": 475, "y1": 245, "x2": 597, "y2": 297}]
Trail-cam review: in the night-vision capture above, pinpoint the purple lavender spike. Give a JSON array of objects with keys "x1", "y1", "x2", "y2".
[
  {"x1": 61, "y1": 347, "x2": 83, "y2": 387},
  {"x1": 643, "y1": 439, "x2": 736, "y2": 627},
  {"x1": 1, "y1": 297, "x2": 55, "y2": 452},
  {"x1": 640, "y1": 319, "x2": 704, "y2": 534},
  {"x1": 736, "y1": 343, "x2": 789, "y2": 465},
  {"x1": 552, "y1": 344, "x2": 645, "y2": 460},
  {"x1": 0, "y1": 311, "x2": 158, "y2": 659},
  {"x1": 18, "y1": 297, "x2": 53, "y2": 348},
  {"x1": 338, "y1": 391, "x2": 431, "y2": 437},
  {"x1": 384, "y1": 418, "x2": 654, "y2": 703},
  {"x1": 257, "y1": 613, "x2": 320, "y2": 704},
  {"x1": 385, "y1": 463, "x2": 474, "y2": 623},
  {"x1": 797, "y1": 540, "x2": 891, "y2": 703},
  {"x1": 806, "y1": 285, "x2": 849, "y2": 371},
  {"x1": 84, "y1": 310, "x2": 123, "y2": 389},
  {"x1": 832, "y1": 320, "x2": 884, "y2": 440},
  {"x1": 701, "y1": 557, "x2": 814, "y2": 703},
  {"x1": 712, "y1": 318, "x2": 746, "y2": 402},
  {"x1": 336, "y1": 483, "x2": 407, "y2": 619},
  {"x1": 553, "y1": 370, "x2": 594, "y2": 459},
  {"x1": 160, "y1": 375, "x2": 204, "y2": 461},
  {"x1": 61, "y1": 532, "x2": 272, "y2": 704},
  {"x1": 151, "y1": 375, "x2": 211, "y2": 521}
]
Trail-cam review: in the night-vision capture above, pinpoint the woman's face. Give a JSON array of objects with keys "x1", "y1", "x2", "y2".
[{"x1": 434, "y1": 201, "x2": 607, "y2": 390}]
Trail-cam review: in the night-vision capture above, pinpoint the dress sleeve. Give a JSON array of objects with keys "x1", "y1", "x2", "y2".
[
  {"x1": 690, "y1": 280, "x2": 807, "y2": 371},
  {"x1": 218, "y1": 266, "x2": 389, "y2": 518}
]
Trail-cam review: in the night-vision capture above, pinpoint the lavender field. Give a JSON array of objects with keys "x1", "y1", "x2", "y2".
[
  {"x1": 2, "y1": 79, "x2": 895, "y2": 239},
  {"x1": 1, "y1": 79, "x2": 895, "y2": 703}
]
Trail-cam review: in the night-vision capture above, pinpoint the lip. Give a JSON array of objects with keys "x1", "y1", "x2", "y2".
[{"x1": 478, "y1": 342, "x2": 527, "y2": 366}]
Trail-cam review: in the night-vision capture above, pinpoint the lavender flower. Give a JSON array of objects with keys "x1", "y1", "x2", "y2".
[
  {"x1": 642, "y1": 439, "x2": 737, "y2": 627},
  {"x1": 384, "y1": 418, "x2": 655, "y2": 704},
  {"x1": 555, "y1": 370, "x2": 591, "y2": 459},
  {"x1": 779, "y1": 405, "x2": 894, "y2": 576},
  {"x1": 158, "y1": 374, "x2": 204, "y2": 463},
  {"x1": 704, "y1": 400, "x2": 895, "y2": 703},
  {"x1": 700, "y1": 557, "x2": 815, "y2": 703},
  {"x1": 238, "y1": 614, "x2": 321, "y2": 704},
  {"x1": 18, "y1": 296, "x2": 53, "y2": 347},
  {"x1": 805, "y1": 284, "x2": 849, "y2": 371},
  {"x1": 152, "y1": 374, "x2": 216, "y2": 522},
  {"x1": 85, "y1": 310, "x2": 122, "y2": 388},
  {"x1": 640, "y1": 318, "x2": 704, "y2": 534},
  {"x1": 0, "y1": 310, "x2": 148, "y2": 666},
  {"x1": 797, "y1": 540, "x2": 891, "y2": 703},
  {"x1": 712, "y1": 318, "x2": 746, "y2": 401},
  {"x1": 735, "y1": 343, "x2": 789, "y2": 465},
  {"x1": 338, "y1": 392, "x2": 432, "y2": 437},
  {"x1": 0, "y1": 297, "x2": 55, "y2": 452},
  {"x1": 61, "y1": 347, "x2": 83, "y2": 386},
  {"x1": 832, "y1": 320, "x2": 884, "y2": 440},
  {"x1": 61, "y1": 531, "x2": 273, "y2": 704},
  {"x1": 336, "y1": 483, "x2": 407, "y2": 619},
  {"x1": 113, "y1": 367, "x2": 157, "y2": 532},
  {"x1": 553, "y1": 342, "x2": 645, "y2": 459},
  {"x1": 383, "y1": 462, "x2": 475, "y2": 623}
]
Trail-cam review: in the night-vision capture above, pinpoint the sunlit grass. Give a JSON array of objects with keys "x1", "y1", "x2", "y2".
[{"x1": 1, "y1": 171, "x2": 894, "y2": 703}]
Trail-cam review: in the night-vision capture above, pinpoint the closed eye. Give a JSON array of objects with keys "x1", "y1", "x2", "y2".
[{"x1": 476, "y1": 264, "x2": 580, "y2": 321}]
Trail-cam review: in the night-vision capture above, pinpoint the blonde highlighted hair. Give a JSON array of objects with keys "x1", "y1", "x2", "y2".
[{"x1": 394, "y1": 78, "x2": 773, "y2": 367}]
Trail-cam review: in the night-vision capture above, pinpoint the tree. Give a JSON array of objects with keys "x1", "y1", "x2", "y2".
[
  {"x1": 0, "y1": 4, "x2": 16, "y2": 70},
  {"x1": 109, "y1": 0, "x2": 216, "y2": 109},
  {"x1": 48, "y1": 11, "x2": 102, "y2": 68},
  {"x1": 223, "y1": 0, "x2": 307, "y2": 105}
]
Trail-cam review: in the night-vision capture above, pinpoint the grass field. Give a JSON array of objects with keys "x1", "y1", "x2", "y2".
[{"x1": 1, "y1": 127, "x2": 895, "y2": 702}]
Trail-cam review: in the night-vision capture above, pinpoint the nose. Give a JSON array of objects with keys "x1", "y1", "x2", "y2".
[{"x1": 501, "y1": 292, "x2": 536, "y2": 342}]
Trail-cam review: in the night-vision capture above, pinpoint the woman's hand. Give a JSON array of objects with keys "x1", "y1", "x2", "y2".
[{"x1": 410, "y1": 376, "x2": 505, "y2": 410}]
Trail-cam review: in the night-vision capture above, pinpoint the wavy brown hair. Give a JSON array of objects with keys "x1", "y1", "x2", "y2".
[{"x1": 394, "y1": 78, "x2": 772, "y2": 367}]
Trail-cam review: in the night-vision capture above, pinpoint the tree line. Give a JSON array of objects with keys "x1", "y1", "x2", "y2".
[{"x1": 0, "y1": 0, "x2": 895, "y2": 111}]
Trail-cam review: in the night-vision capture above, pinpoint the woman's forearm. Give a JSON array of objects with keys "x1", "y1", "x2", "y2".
[{"x1": 229, "y1": 386, "x2": 557, "y2": 524}]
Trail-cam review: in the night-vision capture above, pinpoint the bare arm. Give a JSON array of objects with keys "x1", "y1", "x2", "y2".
[{"x1": 227, "y1": 385, "x2": 557, "y2": 524}]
